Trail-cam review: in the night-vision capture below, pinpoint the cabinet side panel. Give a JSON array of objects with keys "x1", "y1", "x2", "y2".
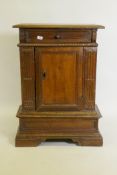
[
  {"x1": 20, "y1": 47, "x2": 35, "y2": 110},
  {"x1": 84, "y1": 47, "x2": 97, "y2": 110}
]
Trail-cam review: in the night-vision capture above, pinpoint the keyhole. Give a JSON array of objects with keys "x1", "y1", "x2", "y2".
[{"x1": 42, "y1": 71, "x2": 46, "y2": 79}]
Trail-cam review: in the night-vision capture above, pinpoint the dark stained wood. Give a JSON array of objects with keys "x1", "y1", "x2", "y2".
[
  {"x1": 19, "y1": 29, "x2": 92, "y2": 43},
  {"x1": 18, "y1": 43, "x2": 98, "y2": 47},
  {"x1": 16, "y1": 105, "x2": 102, "y2": 146},
  {"x1": 20, "y1": 118, "x2": 96, "y2": 132},
  {"x1": 91, "y1": 29, "x2": 97, "y2": 42},
  {"x1": 35, "y1": 47, "x2": 84, "y2": 111},
  {"x1": 16, "y1": 134, "x2": 103, "y2": 147},
  {"x1": 14, "y1": 24, "x2": 104, "y2": 146},
  {"x1": 37, "y1": 48, "x2": 77, "y2": 105},
  {"x1": 16, "y1": 104, "x2": 102, "y2": 118},
  {"x1": 20, "y1": 47, "x2": 35, "y2": 110},
  {"x1": 84, "y1": 47, "x2": 97, "y2": 109}
]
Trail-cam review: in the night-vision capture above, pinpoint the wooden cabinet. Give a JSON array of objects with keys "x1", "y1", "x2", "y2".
[{"x1": 13, "y1": 24, "x2": 105, "y2": 146}]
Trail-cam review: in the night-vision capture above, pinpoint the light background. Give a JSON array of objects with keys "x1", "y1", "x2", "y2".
[{"x1": 0, "y1": 0, "x2": 117, "y2": 175}]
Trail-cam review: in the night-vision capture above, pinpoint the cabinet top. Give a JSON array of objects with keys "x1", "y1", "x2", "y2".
[{"x1": 13, "y1": 23, "x2": 105, "y2": 29}]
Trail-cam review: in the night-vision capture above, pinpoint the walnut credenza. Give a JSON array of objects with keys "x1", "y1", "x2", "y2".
[{"x1": 13, "y1": 24, "x2": 105, "y2": 147}]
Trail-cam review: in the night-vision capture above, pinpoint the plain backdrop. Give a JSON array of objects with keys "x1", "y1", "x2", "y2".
[{"x1": 0, "y1": 0, "x2": 117, "y2": 175}]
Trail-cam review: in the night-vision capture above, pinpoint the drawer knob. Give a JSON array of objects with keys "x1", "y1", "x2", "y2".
[
  {"x1": 37, "y1": 35, "x2": 44, "y2": 40},
  {"x1": 55, "y1": 34, "x2": 61, "y2": 39}
]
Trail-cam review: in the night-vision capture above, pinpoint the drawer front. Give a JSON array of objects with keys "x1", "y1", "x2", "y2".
[{"x1": 20, "y1": 29, "x2": 92, "y2": 43}]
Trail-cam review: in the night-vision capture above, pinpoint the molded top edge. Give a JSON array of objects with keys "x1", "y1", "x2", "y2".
[{"x1": 13, "y1": 23, "x2": 105, "y2": 29}]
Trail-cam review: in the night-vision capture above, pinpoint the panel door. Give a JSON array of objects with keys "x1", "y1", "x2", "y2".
[{"x1": 35, "y1": 47, "x2": 84, "y2": 111}]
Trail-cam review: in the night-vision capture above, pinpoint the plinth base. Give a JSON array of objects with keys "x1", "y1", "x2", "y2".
[{"x1": 15, "y1": 105, "x2": 103, "y2": 147}]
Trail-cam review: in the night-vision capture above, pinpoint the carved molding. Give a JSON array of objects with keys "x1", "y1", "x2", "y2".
[{"x1": 18, "y1": 43, "x2": 98, "y2": 47}]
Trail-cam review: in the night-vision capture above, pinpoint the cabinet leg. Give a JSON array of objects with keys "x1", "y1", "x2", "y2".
[
  {"x1": 15, "y1": 138, "x2": 44, "y2": 147},
  {"x1": 15, "y1": 131, "x2": 45, "y2": 147},
  {"x1": 15, "y1": 135, "x2": 103, "y2": 147},
  {"x1": 72, "y1": 135, "x2": 103, "y2": 146}
]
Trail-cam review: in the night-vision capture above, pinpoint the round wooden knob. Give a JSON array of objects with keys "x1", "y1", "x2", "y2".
[{"x1": 55, "y1": 34, "x2": 61, "y2": 39}]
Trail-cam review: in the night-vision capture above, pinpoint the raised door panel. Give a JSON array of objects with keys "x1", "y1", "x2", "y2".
[
  {"x1": 41, "y1": 52, "x2": 76, "y2": 105},
  {"x1": 35, "y1": 47, "x2": 84, "y2": 111}
]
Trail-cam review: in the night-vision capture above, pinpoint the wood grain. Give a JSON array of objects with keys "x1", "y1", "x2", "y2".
[
  {"x1": 20, "y1": 47, "x2": 35, "y2": 110},
  {"x1": 19, "y1": 29, "x2": 92, "y2": 43},
  {"x1": 16, "y1": 105, "x2": 103, "y2": 146},
  {"x1": 84, "y1": 47, "x2": 97, "y2": 109},
  {"x1": 35, "y1": 47, "x2": 84, "y2": 111},
  {"x1": 14, "y1": 24, "x2": 104, "y2": 146}
]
